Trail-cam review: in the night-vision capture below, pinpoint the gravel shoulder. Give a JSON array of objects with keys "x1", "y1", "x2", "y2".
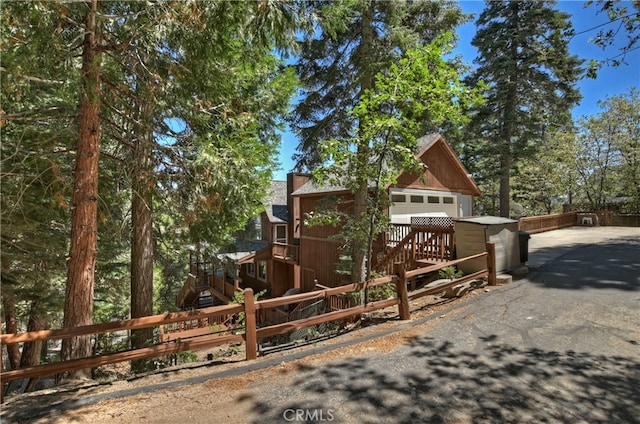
[{"x1": 2, "y1": 289, "x2": 482, "y2": 424}]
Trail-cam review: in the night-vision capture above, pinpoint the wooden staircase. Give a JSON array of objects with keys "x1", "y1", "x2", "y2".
[
  {"x1": 176, "y1": 254, "x2": 239, "y2": 310},
  {"x1": 374, "y1": 224, "x2": 455, "y2": 276}
]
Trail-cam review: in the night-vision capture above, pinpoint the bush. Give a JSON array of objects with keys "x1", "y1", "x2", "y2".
[
  {"x1": 367, "y1": 282, "x2": 396, "y2": 302},
  {"x1": 439, "y1": 266, "x2": 463, "y2": 280}
]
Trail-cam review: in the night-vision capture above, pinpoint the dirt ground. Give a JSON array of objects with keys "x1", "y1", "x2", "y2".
[{"x1": 2, "y1": 286, "x2": 493, "y2": 424}]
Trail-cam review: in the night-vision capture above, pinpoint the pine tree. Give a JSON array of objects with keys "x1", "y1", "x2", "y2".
[
  {"x1": 289, "y1": 0, "x2": 467, "y2": 284},
  {"x1": 466, "y1": 0, "x2": 584, "y2": 217},
  {"x1": 1, "y1": 1, "x2": 79, "y2": 373},
  {"x1": 289, "y1": 0, "x2": 467, "y2": 171},
  {"x1": 311, "y1": 36, "x2": 483, "y2": 286},
  {"x1": 1, "y1": 0, "x2": 304, "y2": 377}
]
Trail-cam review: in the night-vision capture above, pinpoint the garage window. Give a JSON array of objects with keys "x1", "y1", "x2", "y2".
[
  {"x1": 427, "y1": 196, "x2": 440, "y2": 204},
  {"x1": 443, "y1": 197, "x2": 454, "y2": 204},
  {"x1": 410, "y1": 195, "x2": 424, "y2": 203},
  {"x1": 391, "y1": 194, "x2": 406, "y2": 203}
]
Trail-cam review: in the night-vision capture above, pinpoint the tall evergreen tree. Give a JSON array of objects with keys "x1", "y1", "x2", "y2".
[
  {"x1": 289, "y1": 0, "x2": 467, "y2": 284},
  {"x1": 466, "y1": 0, "x2": 584, "y2": 217},
  {"x1": 289, "y1": 0, "x2": 467, "y2": 171},
  {"x1": 1, "y1": 1, "x2": 83, "y2": 373},
  {"x1": 311, "y1": 36, "x2": 483, "y2": 286},
  {"x1": 1, "y1": 0, "x2": 305, "y2": 378}
]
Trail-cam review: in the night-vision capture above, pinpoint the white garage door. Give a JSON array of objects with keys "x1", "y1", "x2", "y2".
[{"x1": 389, "y1": 190, "x2": 458, "y2": 223}]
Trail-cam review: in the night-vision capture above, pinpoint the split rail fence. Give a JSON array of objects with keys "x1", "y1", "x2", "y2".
[{"x1": 1, "y1": 243, "x2": 496, "y2": 397}]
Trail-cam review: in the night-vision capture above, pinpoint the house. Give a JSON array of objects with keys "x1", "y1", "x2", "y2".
[
  {"x1": 234, "y1": 133, "x2": 481, "y2": 295},
  {"x1": 235, "y1": 178, "x2": 300, "y2": 298}
]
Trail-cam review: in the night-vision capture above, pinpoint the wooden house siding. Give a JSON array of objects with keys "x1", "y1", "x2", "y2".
[
  {"x1": 290, "y1": 134, "x2": 481, "y2": 289},
  {"x1": 289, "y1": 174, "x2": 310, "y2": 241},
  {"x1": 299, "y1": 236, "x2": 343, "y2": 287},
  {"x1": 230, "y1": 133, "x2": 481, "y2": 297},
  {"x1": 271, "y1": 260, "x2": 292, "y2": 297},
  {"x1": 395, "y1": 140, "x2": 480, "y2": 196},
  {"x1": 260, "y1": 213, "x2": 272, "y2": 242},
  {"x1": 297, "y1": 195, "x2": 347, "y2": 287}
]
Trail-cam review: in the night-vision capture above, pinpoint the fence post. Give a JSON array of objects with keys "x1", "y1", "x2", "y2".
[
  {"x1": 243, "y1": 288, "x2": 257, "y2": 360},
  {"x1": 394, "y1": 263, "x2": 410, "y2": 320},
  {"x1": 486, "y1": 242, "x2": 497, "y2": 286}
]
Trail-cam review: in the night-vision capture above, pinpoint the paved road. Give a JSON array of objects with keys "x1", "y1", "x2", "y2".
[
  {"x1": 238, "y1": 227, "x2": 640, "y2": 423},
  {"x1": 4, "y1": 227, "x2": 640, "y2": 424}
]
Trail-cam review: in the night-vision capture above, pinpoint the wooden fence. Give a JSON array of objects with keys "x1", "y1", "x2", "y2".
[
  {"x1": 518, "y1": 212, "x2": 577, "y2": 233},
  {"x1": 1, "y1": 244, "x2": 496, "y2": 397}
]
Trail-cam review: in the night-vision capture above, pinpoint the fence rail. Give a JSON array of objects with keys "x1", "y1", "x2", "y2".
[
  {"x1": 518, "y1": 212, "x2": 577, "y2": 233},
  {"x1": 1, "y1": 244, "x2": 496, "y2": 396}
]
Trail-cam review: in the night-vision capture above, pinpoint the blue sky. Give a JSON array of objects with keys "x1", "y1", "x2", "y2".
[{"x1": 273, "y1": 0, "x2": 640, "y2": 181}]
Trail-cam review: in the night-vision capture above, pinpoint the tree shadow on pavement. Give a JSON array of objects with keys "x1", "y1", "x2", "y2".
[
  {"x1": 246, "y1": 334, "x2": 640, "y2": 423},
  {"x1": 528, "y1": 237, "x2": 640, "y2": 291}
]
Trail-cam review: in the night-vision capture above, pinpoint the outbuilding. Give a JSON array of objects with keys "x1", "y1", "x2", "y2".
[{"x1": 454, "y1": 216, "x2": 521, "y2": 274}]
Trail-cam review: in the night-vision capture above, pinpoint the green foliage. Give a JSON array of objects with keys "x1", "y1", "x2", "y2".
[
  {"x1": 0, "y1": 2, "x2": 81, "y2": 329},
  {"x1": 585, "y1": 0, "x2": 640, "y2": 68},
  {"x1": 0, "y1": 1, "x2": 306, "y2": 347},
  {"x1": 512, "y1": 129, "x2": 579, "y2": 215},
  {"x1": 312, "y1": 34, "x2": 484, "y2": 283},
  {"x1": 464, "y1": 0, "x2": 584, "y2": 217},
  {"x1": 367, "y1": 283, "x2": 397, "y2": 302},
  {"x1": 439, "y1": 266, "x2": 464, "y2": 280},
  {"x1": 573, "y1": 88, "x2": 640, "y2": 210},
  {"x1": 230, "y1": 289, "x2": 266, "y2": 330},
  {"x1": 289, "y1": 0, "x2": 468, "y2": 171},
  {"x1": 176, "y1": 350, "x2": 198, "y2": 364}
]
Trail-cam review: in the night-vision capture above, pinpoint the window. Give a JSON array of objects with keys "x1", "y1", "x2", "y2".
[
  {"x1": 257, "y1": 261, "x2": 267, "y2": 281},
  {"x1": 274, "y1": 224, "x2": 287, "y2": 244},
  {"x1": 410, "y1": 195, "x2": 424, "y2": 203},
  {"x1": 247, "y1": 263, "x2": 255, "y2": 277},
  {"x1": 443, "y1": 197, "x2": 454, "y2": 204},
  {"x1": 427, "y1": 196, "x2": 440, "y2": 204},
  {"x1": 391, "y1": 194, "x2": 406, "y2": 203}
]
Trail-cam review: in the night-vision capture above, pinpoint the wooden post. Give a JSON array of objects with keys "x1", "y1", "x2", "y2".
[
  {"x1": 411, "y1": 233, "x2": 416, "y2": 266},
  {"x1": 394, "y1": 263, "x2": 410, "y2": 320},
  {"x1": 243, "y1": 289, "x2": 257, "y2": 360},
  {"x1": 486, "y1": 242, "x2": 497, "y2": 286}
]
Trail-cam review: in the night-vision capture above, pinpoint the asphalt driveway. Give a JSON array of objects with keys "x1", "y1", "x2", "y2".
[
  {"x1": 240, "y1": 226, "x2": 640, "y2": 423},
  {"x1": 4, "y1": 226, "x2": 639, "y2": 424}
]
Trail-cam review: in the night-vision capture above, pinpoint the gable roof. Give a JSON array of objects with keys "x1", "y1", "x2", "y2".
[
  {"x1": 291, "y1": 133, "x2": 480, "y2": 197},
  {"x1": 412, "y1": 133, "x2": 481, "y2": 196},
  {"x1": 264, "y1": 180, "x2": 290, "y2": 223}
]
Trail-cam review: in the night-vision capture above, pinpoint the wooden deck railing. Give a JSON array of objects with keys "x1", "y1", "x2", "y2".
[
  {"x1": 211, "y1": 274, "x2": 239, "y2": 300},
  {"x1": 376, "y1": 226, "x2": 455, "y2": 275},
  {"x1": 1, "y1": 244, "x2": 496, "y2": 396},
  {"x1": 272, "y1": 243, "x2": 299, "y2": 263},
  {"x1": 518, "y1": 212, "x2": 577, "y2": 233}
]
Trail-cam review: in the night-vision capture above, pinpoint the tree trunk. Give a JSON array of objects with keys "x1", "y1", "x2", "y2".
[
  {"x1": 20, "y1": 301, "x2": 47, "y2": 392},
  {"x1": 61, "y1": 0, "x2": 102, "y2": 380},
  {"x1": 498, "y1": 2, "x2": 521, "y2": 218},
  {"x1": 351, "y1": 1, "x2": 375, "y2": 286},
  {"x1": 499, "y1": 151, "x2": 512, "y2": 218},
  {"x1": 2, "y1": 285, "x2": 21, "y2": 370},
  {"x1": 19, "y1": 301, "x2": 46, "y2": 369},
  {"x1": 130, "y1": 107, "x2": 155, "y2": 372}
]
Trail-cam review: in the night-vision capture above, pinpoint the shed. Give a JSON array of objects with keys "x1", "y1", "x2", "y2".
[{"x1": 454, "y1": 216, "x2": 520, "y2": 274}]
